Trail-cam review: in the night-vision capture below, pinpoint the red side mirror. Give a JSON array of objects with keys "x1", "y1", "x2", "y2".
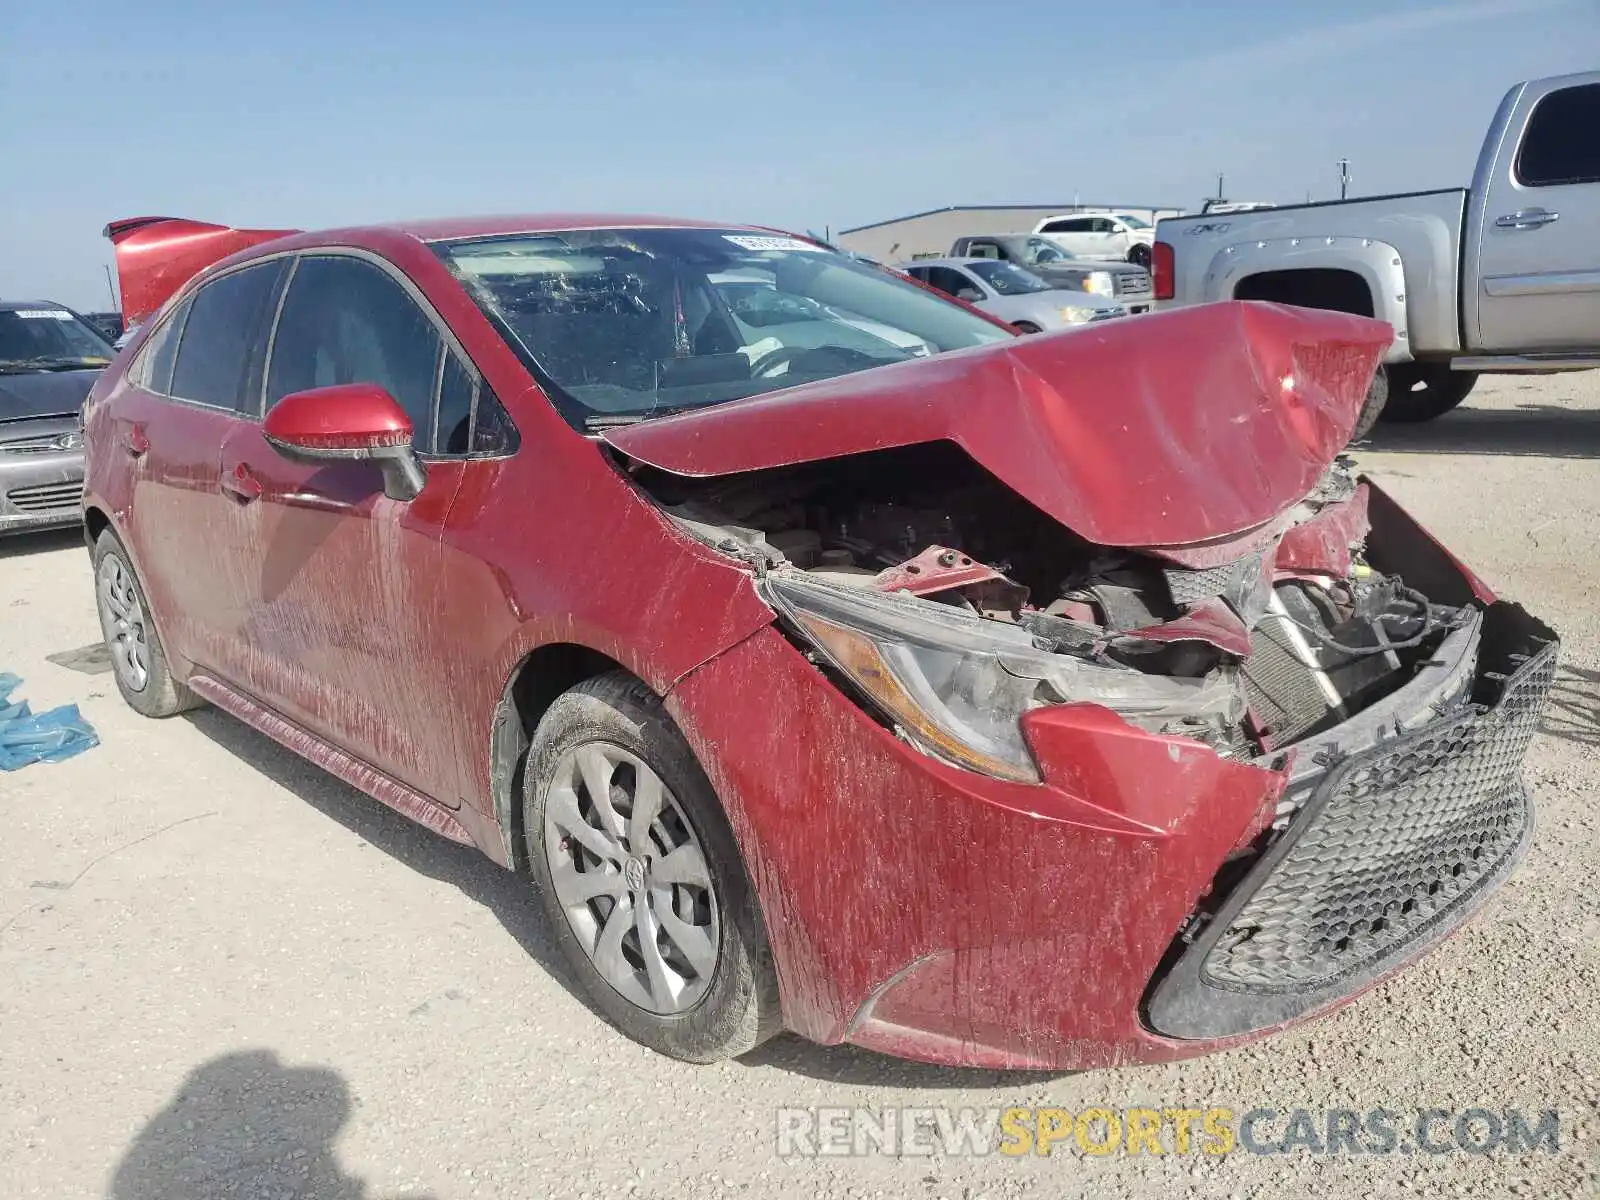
[{"x1": 262, "y1": 384, "x2": 425, "y2": 501}]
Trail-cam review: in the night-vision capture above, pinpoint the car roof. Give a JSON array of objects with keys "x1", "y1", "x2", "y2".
[
  {"x1": 898, "y1": 257, "x2": 984, "y2": 269},
  {"x1": 0, "y1": 300, "x2": 75, "y2": 312}
]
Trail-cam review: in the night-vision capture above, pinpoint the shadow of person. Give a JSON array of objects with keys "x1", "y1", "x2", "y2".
[{"x1": 109, "y1": 1049, "x2": 431, "y2": 1200}]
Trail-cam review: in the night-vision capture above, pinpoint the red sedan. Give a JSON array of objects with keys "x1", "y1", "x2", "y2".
[{"x1": 82, "y1": 214, "x2": 1556, "y2": 1068}]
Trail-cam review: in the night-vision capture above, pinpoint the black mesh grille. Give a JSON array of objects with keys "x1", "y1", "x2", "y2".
[
  {"x1": 1201, "y1": 642, "x2": 1555, "y2": 993},
  {"x1": 1166, "y1": 562, "x2": 1240, "y2": 606}
]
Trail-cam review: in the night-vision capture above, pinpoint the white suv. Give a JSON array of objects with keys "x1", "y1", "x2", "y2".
[{"x1": 1032, "y1": 213, "x2": 1155, "y2": 267}]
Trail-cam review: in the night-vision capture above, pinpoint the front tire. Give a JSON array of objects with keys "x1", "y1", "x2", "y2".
[
  {"x1": 1348, "y1": 363, "x2": 1390, "y2": 443},
  {"x1": 92, "y1": 529, "x2": 202, "y2": 718},
  {"x1": 522, "y1": 672, "x2": 780, "y2": 1063},
  {"x1": 1380, "y1": 363, "x2": 1479, "y2": 423}
]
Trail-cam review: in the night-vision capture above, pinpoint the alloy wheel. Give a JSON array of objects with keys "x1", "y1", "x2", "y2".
[{"x1": 96, "y1": 554, "x2": 149, "y2": 692}]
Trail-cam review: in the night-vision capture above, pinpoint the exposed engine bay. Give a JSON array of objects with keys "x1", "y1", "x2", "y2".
[{"x1": 623, "y1": 441, "x2": 1480, "y2": 790}]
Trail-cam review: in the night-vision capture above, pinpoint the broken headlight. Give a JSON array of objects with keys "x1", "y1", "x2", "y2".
[{"x1": 765, "y1": 572, "x2": 1244, "y2": 784}]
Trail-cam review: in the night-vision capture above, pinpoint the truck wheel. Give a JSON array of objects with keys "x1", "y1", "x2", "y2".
[
  {"x1": 1380, "y1": 364, "x2": 1479, "y2": 423},
  {"x1": 1348, "y1": 364, "x2": 1389, "y2": 443},
  {"x1": 1128, "y1": 244, "x2": 1152, "y2": 269}
]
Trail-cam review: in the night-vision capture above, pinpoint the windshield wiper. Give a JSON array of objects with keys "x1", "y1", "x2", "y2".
[{"x1": 0, "y1": 356, "x2": 108, "y2": 374}]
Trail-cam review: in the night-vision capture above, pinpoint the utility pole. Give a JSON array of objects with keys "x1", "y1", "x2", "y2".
[
  {"x1": 103, "y1": 264, "x2": 118, "y2": 309},
  {"x1": 1216, "y1": 172, "x2": 1225, "y2": 201},
  {"x1": 1337, "y1": 157, "x2": 1352, "y2": 200}
]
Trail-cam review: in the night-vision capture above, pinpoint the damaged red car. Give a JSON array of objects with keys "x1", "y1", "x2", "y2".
[{"x1": 82, "y1": 214, "x2": 1557, "y2": 1068}]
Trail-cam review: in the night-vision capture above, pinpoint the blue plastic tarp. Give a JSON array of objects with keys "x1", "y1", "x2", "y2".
[{"x1": 0, "y1": 673, "x2": 100, "y2": 770}]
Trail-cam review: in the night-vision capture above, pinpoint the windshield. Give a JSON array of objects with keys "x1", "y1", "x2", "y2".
[
  {"x1": 966, "y1": 260, "x2": 1052, "y2": 296},
  {"x1": 1116, "y1": 214, "x2": 1152, "y2": 229},
  {"x1": 0, "y1": 307, "x2": 115, "y2": 370},
  {"x1": 435, "y1": 229, "x2": 1010, "y2": 424}
]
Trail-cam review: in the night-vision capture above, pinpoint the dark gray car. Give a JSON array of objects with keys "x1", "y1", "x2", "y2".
[{"x1": 0, "y1": 301, "x2": 114, "y2": 534}]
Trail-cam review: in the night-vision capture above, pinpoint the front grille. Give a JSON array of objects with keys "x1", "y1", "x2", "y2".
[
  {"x1": 1203, "y1": 641, "x2": 1556, "y2": 993},
  {"x1": 0, "y1": 432, "x2": 70, "y2": 454},
  {"x1": 6, "y1": 481, "x2": 84, "y2": 513},
  {"x1": 1115, "y1": 272, "x2": 1153, "y2": 297}
]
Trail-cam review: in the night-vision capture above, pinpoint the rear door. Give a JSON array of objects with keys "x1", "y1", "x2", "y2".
[
  {"x1": 116, "y1": 260, "x2": 289, "y2": 675},
  {"x1": 1473, "y1": 77, "x2": 1600, "y2": 351},
  {"x1": 216, "y1": 252, "x2": 475, "y2": 802},
  {"x1": 1038, "y1": 217, "x2": 1094, "y2": 255}
]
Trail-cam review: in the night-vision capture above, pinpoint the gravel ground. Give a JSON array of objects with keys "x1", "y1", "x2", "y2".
[{"x1": 1, "y1": 372, "x2": 1596, "y2": 1199}]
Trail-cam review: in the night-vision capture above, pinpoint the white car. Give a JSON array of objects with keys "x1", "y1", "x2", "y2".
[
  {"x1": 898, "y1": 259, "x2": 1124, "y2": 332},
  {"x1": 1032, "y1": 213, "x2": 1155, "y2": 267}
]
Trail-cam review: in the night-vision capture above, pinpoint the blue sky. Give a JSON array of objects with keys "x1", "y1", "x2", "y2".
[{"x1": 2, "y1": 0, "x2": 1595, "y2": 309}]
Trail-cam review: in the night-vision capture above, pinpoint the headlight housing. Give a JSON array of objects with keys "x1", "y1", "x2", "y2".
[
  {"x1": 1082, "y1": 271, "x2": 1115, "y2": 296},
  {"x1": 1058, "y1": 305, "x2": 1098, "y2": 325},
  {"x1": 764, "y1": 572, "x2": 1243, "y2": 783}
]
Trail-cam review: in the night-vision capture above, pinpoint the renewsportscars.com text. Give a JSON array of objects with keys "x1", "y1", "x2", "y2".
[{"x1": 775, "y1": 1105, "x2": 1563, "y2": 1159}]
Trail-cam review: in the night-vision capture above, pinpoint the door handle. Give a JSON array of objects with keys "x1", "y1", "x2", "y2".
[
  {"x1": 1494, "y1": 208, "x2": 1560, "y2": 230},
  {"x1": 121, "y1": 424, "x2": 149, "y2": 458},
  {"x1": 220, "y1": 461, "x2": 263, "y2": 502}
]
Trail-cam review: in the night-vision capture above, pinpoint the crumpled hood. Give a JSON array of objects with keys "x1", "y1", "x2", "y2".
[
  {"x1": 0, "y1": 368, "x2": 99, "y2": 422},
  {"x1": 604, "y1": 300, "x2": 1391, "y2": 550}
]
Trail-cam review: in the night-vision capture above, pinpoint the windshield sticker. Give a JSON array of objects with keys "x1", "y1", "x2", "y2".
[
  {"x1": 723, "y1": 235, "x2": 827, "y2": 254},
  {"x1": 14, "y1": 309, "x2": 76, "y2": 320}
]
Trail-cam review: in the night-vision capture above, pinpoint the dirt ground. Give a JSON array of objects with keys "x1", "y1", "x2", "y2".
[{"x1": 1, "y1": 372, "x2": 1596, "y2": 1199}]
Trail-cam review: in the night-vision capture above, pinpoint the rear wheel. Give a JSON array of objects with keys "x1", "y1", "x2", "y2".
[
  {"x1": 92, "y1": 530, "x2": 202, "y2": 718},
  {"x1": 1379, "y1": 363, "x2": 1479, "y2": 423},
  {"x1": 522, "y1": 672, "x2": 780, "y2": 1062},
  {"x1": 1128, "y1": 243, "x2": 1152, "y2": 269}
]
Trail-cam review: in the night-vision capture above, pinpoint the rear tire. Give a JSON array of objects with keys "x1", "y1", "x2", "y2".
[
  {"x1": 1379, "y1": 364, "x2": 1479, "y2": 423},
  {"x1": 91, "y1": 529, "x2": 203, "y2": 718},
  {"x1": 1348, "y1": 363, "x2": 1390, "y2": 443},
  {"x1": 1128, "y1": 243, "x2": 1152, "y2": 269},
  {"x1": 522, "y1": 671, "x2": 780, "y2": 1063}
]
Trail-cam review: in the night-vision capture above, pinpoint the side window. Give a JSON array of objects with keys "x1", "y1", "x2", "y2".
[
  {"x1": 265, "y1": 256, "x2": 442, "y2": 445},
  {"x1": 169, "y1": 261, "x2": 289, "y2": 410},
  {"x1": 1089, "y1": 218, "x2": 1115, "y2": 233},
  {"x1": 968, "y1": 242, "x2": 1001, "y2": 259},
  {"x1": 472, "y1": 386, "x2": 518, "y2": 456},
  {"x1": 925, "y1": 267, "x2": 976, "y2": 297},
  {"x1": 1039, "y1": 220, "x2": 1070, "y2": 234},
  {"x1": 436, "y1": 350, "x2": 474, "y2": 454},
  {"x1": 1516, "y1": 83, "x2": 1600, "y2": 187},
  {"x1": 135, "y1": 297, "x2": 191, "y2": 395}
]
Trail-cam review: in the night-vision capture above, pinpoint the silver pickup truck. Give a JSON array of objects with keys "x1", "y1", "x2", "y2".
[{"x1": 1154, "y1": 71, "x2": 1600, "y2": 429}]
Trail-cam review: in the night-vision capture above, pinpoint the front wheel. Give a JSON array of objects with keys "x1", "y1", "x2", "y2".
[
  {"x1": 522, "y1": 672, "x2": 780, "y2": 1062},
  {"x1": 1380, "y1": 363, "x2": 1479, "y2": 423},
  {"x1": 1348, "y1": 363, "x2": 1390, "y2": 444}
]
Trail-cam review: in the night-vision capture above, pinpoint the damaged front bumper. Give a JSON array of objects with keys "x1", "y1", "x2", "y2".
[
  {"x1": 1145, "y1": 600, "x2": 1556, "y2": 1041},
  {"x1": 662, "y1": 494, "x2": 1557, "y2": 1071}
]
